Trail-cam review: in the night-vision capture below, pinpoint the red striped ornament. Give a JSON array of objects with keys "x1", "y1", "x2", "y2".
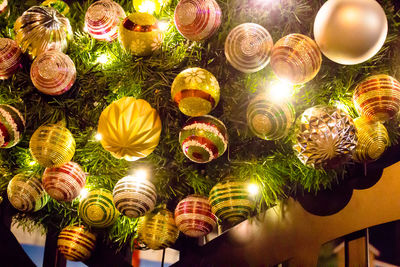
[
  {"x1": 57, "y1": 225, "x2": 96, "y2": 262},
  {"x1": 0, "y1": 38, "x2": 22, "y2": 80},
  {"x1": 0, "y1": 104, "x2": 25, "y2": 148}
]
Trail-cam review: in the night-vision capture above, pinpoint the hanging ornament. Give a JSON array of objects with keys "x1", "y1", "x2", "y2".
[
  {"x1": 270, "y1": 34, "x2": 322, "y2": 84},
  {"x1": 171, "y1": 67, "x2": 220, "y2": 117},
  {"x1": 137, "y1": 208, "x2": 179, "y2": 250},
  {"x1": 174, "y1": 0, "x2": 221, "y2": 41},
  {"x1": 79, "y1": 189, "x2": 119, "y2": 228},
  {"x1": 175, "y1": 194, "x2": 217, "y2": 238},
  {"x1": 293, "y1": 105, "x2": 357, "y2": 169},
  {"x1": 29, "y1": 124, "x2": 76, "y2": 168},
  {"x1": 0, "y1": 38, "x2": 22, "y2": 80},
  {"x1": 224, "y1": 23, "x2": 273, "y2": 73},
  {"x1": 119, "y1": 12, "x2": 164, "y2": 56},
  {"x1": 133, "y1": 0, "x2": 170, "y2": 14},
  {"x1": 57, "y1": 226, "x2": 96, "y2": 262},
  {"x1": 42, "y1": 161, "x2": 86, "y2": 202},
  {"x1": 85, "y1": 0, "x2": 125, "y2": 42},
  {"x1": 41, "y1": 0, "x2": 69, "y2": 15},
  {"x1": 30, "y1": 50, "x2": 76, "y2": 96},
  {"x1": 0, "y1": 0, "x2": 8, "y2": 16},
  {"x1": 0, "y1": 104, "x2": 25, "y2": 148},
  {"x1": 353, "y1": 74, "x2": 400, "y2": 122},
  {"x1": 97, "y1": 97, "x2": 161, "y2": 161},
  {"x1": 14, "y1": 6, "x2": 72, "y2": 58},
  {"x1": 7, "y1": 173, "x2": 49, "y2": 212}
]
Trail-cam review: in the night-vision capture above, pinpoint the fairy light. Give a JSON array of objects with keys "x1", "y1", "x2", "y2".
[
  {"x1": 79, "y1": 188, "x2": 89, "y2": 199},
  {"x1": 247, "y1": 183, "x2": 259, "y2": 196},
  {"x1": 95, "y1": 133, "x2": 102, "y2": 141},
  {"x1": 28, "y1": 161, "x2": 37, "y2": 166},
  {"x1": 132, "y1": 169, "x2": 148, "y2": 182},
  {"x1": 158, "y1": 20, "x2": 169, "y2": 32},
  {"x1": 96, "y1": 54, "x2": 110, "y2": 64},
  {"x1": 267, "y1": 80, "x2": 293, "y2": 102},
  {"x1": 138, "y1": 0, "x2": 156, "y2": 14}
]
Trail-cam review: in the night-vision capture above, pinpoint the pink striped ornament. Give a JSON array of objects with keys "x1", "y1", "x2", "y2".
[{"x1": 0, "y1": 38, "x2": 22, "y2": 80}]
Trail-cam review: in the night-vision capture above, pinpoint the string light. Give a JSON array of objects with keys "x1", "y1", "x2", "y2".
[
  {"x1": 131, "y1": 169, "x2": 148, "y2": 182},
  {"x1": 79, "y1": 188, "x2": 89, "y2": 199},
  {"x1": 267, "y1": 80, "x2": 293, "y2": 102},
  {"x1": 138, "y1": 0, "x2": 157, "y2": 14},
  {"x1": 158, "y1": 21, "x2": 169, "y2": 32},
  {"x1": 28, "y1": 161, "x2": 37, "y2": 166},
  {"x1": 95, "y1": 133, "x2": 102, "y2": 141},
  {"x1": 96, "y1": 54, "x2": 110, "y2": 65},
  {"x1": 247, "y1": 183, "x2": 259, "y2": 196}
]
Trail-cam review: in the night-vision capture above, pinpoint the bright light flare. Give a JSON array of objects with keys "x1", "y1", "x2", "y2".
[
  {"x1": 129, "y1": 169, "x2": 149, "y2": 182},
  {"x1": 96, "y1": 54, "x2": 110, "y2": 65},
  {"x1": 28, "y1": 161, "x2": 37, "y2": 166},
  {"x1": 158, "y1": 21, "x2": 169, "y2": 32},
  {"x1": 95, "y1": 133, "x2": 102, "y2": 141},
  {"x1": 80, "y1": 188, "x2": 89, "y2": 199},
  {"x1": 138, "y1": 0, "x2": 156, "y2": 14},
  {"x1": 334, "y1": 101, "x2": 348, "y2": 112},
  {"x1": 267, "y1": 81, "x2": 293, "y2": 102},
  {"x1": 247, "y1": 183, "x2": 259, "y2": 196}
]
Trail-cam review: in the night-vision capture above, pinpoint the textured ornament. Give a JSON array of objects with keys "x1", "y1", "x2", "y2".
[
  {"x1": 57, "y1": 226, "x2": 96, "y2": 261},
  {"x1": 174, "y1": 0, "x2": 221, "y2": 41},
  {"x1": 270, "y1": 34, "x2": 322, "y2": 84},
  {"x1": 0, "y1": 104, "x2": 25, "y2": 148},
  {"x1": 85, "y1": 0, "x2": 125, "y2": 42},
  {"x1": 353, "y1": 74, "x2": 400, "y2": 122},
  {"x1": 175, "y1": 194, "x2": 217, "y2": 238},
  {"x1": 314, "y1": 0, "x2": 387, "y2": 65},
  {"x1": 224, "y1": 23, "x2": 273, "y2": 73},
  {"x1": 0, "y1": 0, "x2": 8, "y2": 16},
  {"x1": 113, "y1": 175, "x2": 157, "y2": 218},
  {"x1": 41, "y1": 0, "x2": 69, "y2": 15},
  {"x1": 171, "y1": 67, "x2": 220, "y2": 117},
  {"x1": 97, "y1": 97, "x2": 161, "y2": 161},
  {"x1": 14, "y1": 6, "x2": 72, "y2": 58},
  {"x1": 119, "y1": 12, "x2": 164, "y2": 56},
  {"x1": 29, "y1": 124, "x2": 76, "y2": 168},
  {"x1": 42, "y1": 161, "x2": 86, "y2": 202},
  {"x1": 7, "y1": 173, "x2": 49, "y2": 212},
  {"x1": 179, "y1": 115, "x2": 228, "y2": 163},
  {"x1": 293, "y1": 105, "x2": 357, "y2": 169},
  {"x1": 0, "y1": 38, "x2": 22, "y2": 80},
  {"x1": 137, "y1": 208, "x2": 179, "y2": 250},
  {"x1": 79, "y1": 189, "x2": 119, "y2": 228},
  {"x1": 30, "y1": 50, "x2": 76, "y2": 96}
]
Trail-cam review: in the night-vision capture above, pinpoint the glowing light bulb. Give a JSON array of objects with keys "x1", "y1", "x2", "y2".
[
  {"x1": 96, "y1": 54, "x2": 110, "y2": 64},
  {"x1": 28, "y1": 161, "x2": 37, "y2": 166},
  {"x1": 95, "y1": 133, "x2": 102, "y2": 141},
  {"x1": 247, "y1": 183, "x2": 259, "y2": 196},
  {"x1": 134, "y1": 169, "x2": 148, "y2": 182},
  {"x1": 138, "y1": 1, "x2": 156, "y2": 13},
  {"x1": 80, "y1": 188, "x2": 89, "y2": 199},
  {"x1": 158, "y1": 21, "x2": 169, "y2": 32},
  {"x1": 267, "y1": 81, "x2": 293, "y2": 102},
  {"x1": 334, "y1": 101, "x2": 348, "y2": 112}
]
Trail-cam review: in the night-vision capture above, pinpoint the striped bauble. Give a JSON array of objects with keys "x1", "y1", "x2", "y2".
[
  {"x1": 174, "y1": 194, "x2": 217, "y2": 238},
  {"x1": 0, "y1": 0, "x2": 7, "y2": 16},
  {"x1": 57, "y1": 225, "x2": 96, "y2": 261},
  {"x1": 79, "y1": 189, "x2": 119, "y2": 228},
  {"x1": 113, "y1": 175, "x2": 157, "y2": 218},
  {"x1": 42, "y1": 161, "x2": 86, "y2": 202},
  {"x1": 0, "y1": 38, "x2": 22, "y2": 80},
  {"x1": 7, "y1": 173, "x2": 49, "y2": 212},
  {"x1": 0, "y1": 104, "x2": 25, "y2": 148}
]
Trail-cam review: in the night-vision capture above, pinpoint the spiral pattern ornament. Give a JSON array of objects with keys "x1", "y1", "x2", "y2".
[
  {"x1": 57, "y1": 226, "x2": 96, "y2": 262},
  {"x1": 0, "y1": 38, "x2": 22, "y2": 80},
  {"x1": 0, "y1": 104, "x2": 25, "y2": 148},
  {"x1": 0, "y1": 0, "x2": 8, "y2": 16}
]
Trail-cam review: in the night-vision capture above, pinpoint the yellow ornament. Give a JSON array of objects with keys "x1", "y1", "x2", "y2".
[
  {"x1": 98, "y1": 97, "x2": 162, "y2": 161},
  {"x1": 41, "y1": 0, "x2": 69, "y2": 15},
  {"x1": 133, "y1": 0, "x2": 170, "y2": 14},
  {"x1": 57, "y1": 226, "x2": 96, "y2": 261}
]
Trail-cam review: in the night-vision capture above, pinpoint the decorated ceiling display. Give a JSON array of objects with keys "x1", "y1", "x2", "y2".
[{"x1": 0, "y1": 0, "x2": 400, "y2": 260}]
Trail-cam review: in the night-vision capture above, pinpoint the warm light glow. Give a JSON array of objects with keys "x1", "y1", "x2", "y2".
[
  {"x1": 158, "y1": 21, "x2": 169, "y2": 32},
  {"x1": 96, "y1": 54, "x2": 110, "y2": 65},
  {"x1": 133, "y1": 169, "x2": 148, "y2": 182},
  {"x1": 247, "y1": 183, "x2": 259, "y2": 196},
  {"x1": 95, "y1": 133, "x2": 102, "y2": 141},
  {"x1": 80, "y1": 188, "x2": 89, "y2": 199},
  {"x1": 334, "y1": 101, "x2": 350, "y2": 113},
  {"x1": 267, "y1": 81, "x2": 293, "y2": 102},
  {"x1": 28, "y1": 161, "x2": 37, "y2": 166},
  {"x1": 138, "y1": 0, "x2": 156, "y2": 13}
]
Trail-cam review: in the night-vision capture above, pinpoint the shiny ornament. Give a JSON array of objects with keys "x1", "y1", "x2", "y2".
[
  {"x1": 57, "y1": 226, "x2": 96, "y2": 261},
  {"x1": 97, "y1": 97, "x2": 161, "y2": 161},
  {"x1": 293, "y1": 105, "x2": 357, "y2": 169},
  {"x1": 79, "y1": 189, "x2": 119, "y2": 228},
  {"x1": 171, "y1": 67, "x2": 220, "y2": 116},
  {"x1": 271, "y1": 34, "x2": 322, "y2": 84},
  {"x1": 119, "y1": 12, "x2": 164, "y2": 56},
  {"x1": 42, "y1": 161, "x2": 86, "y2": 202},
  {"x1": 174, "y1": 0, "x2": 221, "y2": 41},
  {"x1": 224, "y1": 23, "x2": 273, "y2": 73},
  {"x1": 29, "y1": 124, "x2": 76, "y2": 168},
  {"x1": 175, "y1": 194, "x2": 217, "y2": 238},
  {"x1": 314, "y1": 0, "x2": 387, "y2": 65},
  {"x1": 0, "y1": 38, "x2": 22, "y2": 80},
  {"x1": 30, "y1": 50, "x2": 76, "y2": 96},
  {"x1": 14, "y1": 6, "x2": 72, "y2": 58},
  {"x1": 0, "y1": 104, "x2": 25, "y2": 148},
  {"x1": 133, "y1": 0, "x2": 170, "y2": 14},
  {"x1": 85, "y1": 0, "x2": 125, "y2": 42},
  {"x1": 353, "y1": 74, "x2": 400, "y2": 122},
  {"x1": 41, "y1": 0, "x2": 69, "y2": 15},
  {"x1": 0, "y1": 0, "x2": 8, "y2": 16}
]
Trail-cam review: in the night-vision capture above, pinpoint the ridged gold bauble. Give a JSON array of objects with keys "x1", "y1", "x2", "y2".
[
  {"x1": 314, "y1": 0, "x2": 387, "y2": 65},
  {"x1": 0, "y1": 38, "x2": 22, "y2": 80},
  {"x1": 97, "y1": 97, "x2": 161, "y2": 161},
  {"x1": 57, "y1": 226, "x2": 96, "y2": 261},
  {"x1": 0, "y1": 104, "x2": 25, "y2": 148},
  {"x1": 41, "y1": 0, "x2": 70, "y2": 15}
]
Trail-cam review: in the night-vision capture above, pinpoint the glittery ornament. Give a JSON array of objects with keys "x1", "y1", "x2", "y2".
[
  {"x1": 0, "y1": 0, "x2": 8, "y2": 16},
  {"x1": 0, "y1": 104, "x2": 25, "y2": 148},
  {"x1": 0, "y1": 38, "x2": 22, "y2": 80},
  {"x1": 41, "y1": 0, "x2": 69, "y2": 15},
  {"x1": 57, "y1": 226, "x2": 96, "y2": 261}
]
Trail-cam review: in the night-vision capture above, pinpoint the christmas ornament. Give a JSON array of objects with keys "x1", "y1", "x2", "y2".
[
  {"x1": 119, "y1": 12, "x2": 164, "y2": 56},
  {"x1": 314, "y1": 0, "x2": 387, "y2": 65},
  {"x1": 209, "y1": 180, "x2": 255, "y2": 225},
  {"x1": 97, "y1": 97, "x2": 161, "y2": 161},
  {"x1": 133, "y1": 0, "x2": 170, "y2": 14},
  {"x1": 270, "y1": 34, "x2": 322, "y2": 84},
  {"x1": 174, "y1": 0, "x2": 221, "y2": 41},
  {"x1": 224, "y1": 23, "x2": 273, "y2": 73},
  {"x1": 0, "y1": 0, "x2": 8, "y2": 16},
  {"x1": 179, "y1": 115, "x2": 228, "y2": 163},
  {"x1": 29, "y1": 124, "x2": 76, "y2": 168},
  {"x1": 79, "y1": 189, "x2": 119, "y2": 228},
  {"x1": 85, "y1": 0, "x2": 125, "y2": 42},
  {"x1": 41, "y1": 0, "x2": 69, "y2": 15},
  {"x1": 42, "y1": 161, "x2": 86, "y2": 202},
  {"x1": 246, "y1": 94, "x2": 295, "y2": 140},
  {"x1": 14, "y1": 6, "x2": 72, "y2": 58},
  {"x1": 353, "y1": 74, "x2": 400, "y2": 122},
  {"x1": 113, "y1": 175, "x2": 157, "y2": 218},
  {"x1": 0, "y1": 104, "x2": 25, "y2": 148},
  {"x1": 175, "y1": 194, "x2": 217, "y2": 237},
  {"x1": 7, "y1": 173, "x2": 49, "y2": 212},
  {"x1": 293, "y1": 105, "x2": 357, "y2": 169},
  {"x1": 30, "y1": 50, "x2": 76, "y2": 96},
  {"x1": 57, "y1": 226, "x2": 96, "y2": 261},
  {"x1": 137, "y1": 208, "x2": 179, "y2": 250},
  {"x1": 0, "y1": 38, "x2": 22, "y2": 80},
  {"x1": 171, "y1": 67, "x2": 220, "y2": 116}
]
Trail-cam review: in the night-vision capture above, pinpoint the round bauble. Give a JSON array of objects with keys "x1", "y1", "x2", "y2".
[
  {"x1": 314, "y1": 0, "x2": 387, "y2": 65},
  {"x1": 41, "y1": 0, "x2": 70, "y2": 15},
  {"x1": 179, "y1": 115, "x2": 228, "y2": 163},
  {"x1": 171, "y1": 67, "x2": 220, "y2": 116},
  {"x1": 57, "y1": 226, "x2": 96, "y2": 261},
  {"x1": 0, "y1": 104, "x2": 25, "y2": 148},
  {"x1": 0, "y1": 0, "x2": 8, "y2": 16},
  {"x1": 0, "y1": 38, "x2": 22, "y2": 80},
  {"x1": 97, "y1": 97, "x2": 161, "y2": 161}
]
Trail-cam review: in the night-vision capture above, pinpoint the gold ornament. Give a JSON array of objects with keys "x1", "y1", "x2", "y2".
[
  {"x1": 57, "y1": 226, "x2": 96, "y2": 261},
  {"x1": 41, "y1": 0, "x2": 70, "y2": 15}
]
